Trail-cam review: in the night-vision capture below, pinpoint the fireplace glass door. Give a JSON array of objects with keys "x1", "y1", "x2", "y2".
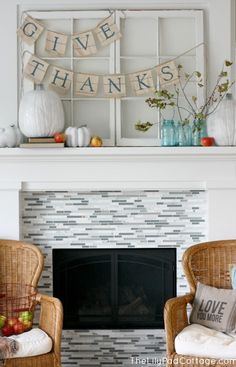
[{"x1": 53, "y1": 249, "x2": 176, "y2": 329}]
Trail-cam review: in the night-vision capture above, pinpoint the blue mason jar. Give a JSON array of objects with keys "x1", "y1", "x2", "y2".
[
  {"x1": 161, "y1": 120, "x2": 176, "y2": 146},
  {"x1": 177, "y1": 122, "x2": 192, "y2": 146},
  {"x1": 192, "y1": 119, "x2": 207, "y2": 146}
]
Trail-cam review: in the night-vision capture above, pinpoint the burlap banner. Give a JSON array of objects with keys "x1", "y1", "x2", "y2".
[
  {"x1": 23, "y1": 54, "x2": 179, "y2": 98},
  {"x1": 18, "y1": 14, "x2": 121, "y2": 56}
]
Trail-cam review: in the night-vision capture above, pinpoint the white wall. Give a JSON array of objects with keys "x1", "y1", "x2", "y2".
[{"x1": 0, "y1": 0, "x2": 234, "y2": 128}]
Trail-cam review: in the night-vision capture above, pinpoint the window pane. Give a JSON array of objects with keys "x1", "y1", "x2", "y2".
[
  {"x1": 73, "y1": 100, "x2": 111, "y2": 139},
  {"x1": 160, "y1": 18, "x2": 196, "y2": 56},
  {"x1": 120, "y1": 99, "x2": 158, "y2": 139},
  {"x1": 120, "y1": 18, "x2": 157, "y2": 56}
]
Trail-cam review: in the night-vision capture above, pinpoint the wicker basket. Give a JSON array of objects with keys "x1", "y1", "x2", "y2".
[{"x1": 0, "y1": 283, "x2": 37, "y2": 336}]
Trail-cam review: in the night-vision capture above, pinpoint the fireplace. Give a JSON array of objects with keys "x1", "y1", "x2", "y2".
[{"x1": 53, "y1": 248, "x2": 176, "y2": 329}]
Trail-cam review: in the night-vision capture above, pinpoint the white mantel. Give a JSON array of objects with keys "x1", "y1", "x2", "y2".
[{"x1": 1, "y1": 146, "x2": 236, "y2": 241}]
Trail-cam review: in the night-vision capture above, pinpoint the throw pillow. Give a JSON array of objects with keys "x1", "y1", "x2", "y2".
[
  {"x1": 230, "y1": 265, "x2": 236, "y2": 289},
  {"x1": 190, "y1": 282, "x2": 236, "y2": 333}
]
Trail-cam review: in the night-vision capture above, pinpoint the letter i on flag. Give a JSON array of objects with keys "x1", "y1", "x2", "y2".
[
  {"x1": 72, "y1": 31, "x2": 97, "y2": 57},
  {"x1": 24, "y1": 55, "x2": 49, "y2": 83},
  {"x1": 45, "y1": 31, "x2": 68, "y2": 56},
  {"x1": 17, "y1": 16, "x2": 44, "y2": 45},
  {"x1": 95, "y1": 14, "x2": 122, "y2": 47}
]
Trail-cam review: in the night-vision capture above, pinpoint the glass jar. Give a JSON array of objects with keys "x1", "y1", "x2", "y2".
[
  {"x1": 192, "y1": 119, "x2": 207, "y2": 146},
  {"x1": 207, "y1": 94, "x2": 236, "y2": 146},
  {"x1": 177, "y1": 122, "x2": 192, "y2": 146},
  {"x1": 161, "y1": 120, "x2": 176, "y2": 146}
]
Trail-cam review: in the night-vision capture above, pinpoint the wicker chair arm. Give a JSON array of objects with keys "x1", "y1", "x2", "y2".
[
  {"x1": 36, "y1": 293, "x2": 63, "y2": 367},
  {"x1": 164, "y1": 293, "x2": 194, "y2": 357}
]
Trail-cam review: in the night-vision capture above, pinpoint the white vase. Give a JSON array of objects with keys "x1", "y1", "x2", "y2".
[
  {"x1": 19, "y1": 85, "x2": 65, "y2": 137},
  {"x1": 207, "y1": 94, "x2": 236, "y2": 146}
]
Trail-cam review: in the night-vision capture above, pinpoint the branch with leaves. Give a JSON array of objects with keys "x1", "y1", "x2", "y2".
[{"x1": 135, "y1": 60, "x2": 234, "y2": 133}]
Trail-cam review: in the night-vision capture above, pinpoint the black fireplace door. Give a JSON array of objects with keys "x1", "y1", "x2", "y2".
[{"x1": 53, "y1": 249, "x2": 176, "y2": 329}]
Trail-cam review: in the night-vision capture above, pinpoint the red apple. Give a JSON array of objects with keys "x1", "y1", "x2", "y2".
[
  {"x1": 2, "y1": 325, "x2": 14, "y2": 336},
  {"x1": 13, "y1": 321, "x2": 24, "y2": 335},
  {"x1": 54, "y1": 133, "x2": 65, "y2": 143},
  {"x1": 201, "y1": 137, "x2": 215, "y2": 146},
  {"x1": 22, "y1": 319, "x2": 32, "y2": 331},
  {"x1": 7, "y1": 317, "x2": 18, "y2": 327}
]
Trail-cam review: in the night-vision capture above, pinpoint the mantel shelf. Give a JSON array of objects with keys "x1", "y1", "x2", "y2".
[{"x1": 0, "y1": 146, "x2": 236, "y2": 160}]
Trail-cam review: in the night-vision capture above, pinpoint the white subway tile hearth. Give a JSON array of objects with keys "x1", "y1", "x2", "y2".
[{"x1": 21, "y1": 190, "x2": 206, "y2": 367}]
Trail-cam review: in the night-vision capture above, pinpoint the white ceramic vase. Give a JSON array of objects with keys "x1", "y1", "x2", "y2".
[
  {"x1": 207, "y1": 94, "x2": 236, "y2": 146},
  {"x1": 19, "y1": 85, "x2": 65, "y2": 137}
]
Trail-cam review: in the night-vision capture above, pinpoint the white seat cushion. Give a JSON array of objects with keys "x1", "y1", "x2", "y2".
[
  {"x1": 175, "y1": 323, "x2": 236, "y2": 359},
  {"x1": 9, "y1": 328, "x2": 52, "y2": 358}
]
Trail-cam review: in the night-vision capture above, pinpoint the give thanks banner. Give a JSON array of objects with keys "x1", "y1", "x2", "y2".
[{"x1": 18, "y1": 14, "x2": 182, "y2": 97}]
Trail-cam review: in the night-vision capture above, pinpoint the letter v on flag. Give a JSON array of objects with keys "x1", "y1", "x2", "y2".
[{"x1": 72, "y1": 31, "x2": 97, "y2": 57}]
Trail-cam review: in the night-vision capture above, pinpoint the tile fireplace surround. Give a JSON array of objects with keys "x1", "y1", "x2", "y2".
[{"x1": 1, "y1": 146, "x2": 236, "y2": 366}]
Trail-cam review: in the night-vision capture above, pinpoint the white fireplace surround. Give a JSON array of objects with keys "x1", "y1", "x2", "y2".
[{"x1": 1, "y1": 146, "x2": 236, "y2": 241}]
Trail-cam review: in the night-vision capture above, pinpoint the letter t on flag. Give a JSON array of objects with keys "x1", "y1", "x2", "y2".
[
  {"x1": 95, "y1": 14, "x2": 121, "y2": 47},
  {"x1": 72, "y1": 31, "x2": 97, "y2": 57},
  {"x1": 24, "y1": 55, "x2": 49, "y2": 84}
]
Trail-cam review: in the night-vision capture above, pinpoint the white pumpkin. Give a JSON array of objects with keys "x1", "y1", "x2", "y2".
[
  {"x1": 0, "y1": 125, "x2": 22, "y2": 148},
  {"x1": 65, "y1": 127, "x2": 78, "y2": 147},
  {"x1": 19, "y1": 85, "x2": 65, "y2": 137},
  {"x1": 77, "y1": 126, "x2": 91, "y2": 147},
  {"x1": 65, "y1": 126, "x2": 91, "y2": 147}
]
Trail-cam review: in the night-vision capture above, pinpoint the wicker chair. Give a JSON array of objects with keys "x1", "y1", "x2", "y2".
[
  {"x1": 0, "y1": 239, "x2": 63, "y2": 367},
  {"x1": 164, "y1": 240, "x2": 236, "y2": 367}
]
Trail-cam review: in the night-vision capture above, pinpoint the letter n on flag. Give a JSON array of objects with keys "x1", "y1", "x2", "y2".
[
  {"x1": 157, "y1": 61, "x2": 179, "y2": 86},
  {"x1": 72, "y1": 31, "x2": 97, "y2": 57},
  {"x1": 129, "y1": 70, "x2": 155, "y2": 96}
]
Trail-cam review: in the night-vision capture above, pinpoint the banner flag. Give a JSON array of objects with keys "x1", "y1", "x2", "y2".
[
  {"x1": 103, "y1": 75, "x2": 126, "y2": 97},
  {"x1": 129, "y1": 70, "x2": 155, "y2": 96},
  {"x1": 45, "y1": 31, "x2": 68, "y2": 56},
  {"x1": 157, "y1": 61, "x2": 179, "y2": 86},
  {"x1": 72, "y1": 31, "x2": 97, "y2": 57},
  {"x1": 24, "y1": 55, "x2": 49, "y2": 83},
  {"x1": 76, "y1": 73, "x2": 99, "y2": 96},
  {"x1": 49, "y1": 66, "x2": 73, "y2": 93},
  {"x1": 18, "y1": 16, "x2": 44, "y2": 45},
  {"x1": 95, "y1": 15, "x2": 121, "y2": 48}
]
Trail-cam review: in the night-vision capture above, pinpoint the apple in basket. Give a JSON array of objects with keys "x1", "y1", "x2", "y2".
[
  {"x1": 2, "y1": 325, "x2": 14, "y2": 337},
  {"x1": 13, "y1": 321, "x2": 24, "y2": 335},
  {"x1": 18, "y1": 310, "x2": 33, "y2": 322},
  {"x1": 7, "y1": 317, "x2": 18, "y2": 327},
  {"x1": 0, "y1": 315, "x2": 6, "y2": 328},
  {"x1": 22, "y1": 319, "x2": 32, "y2": 331}
]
